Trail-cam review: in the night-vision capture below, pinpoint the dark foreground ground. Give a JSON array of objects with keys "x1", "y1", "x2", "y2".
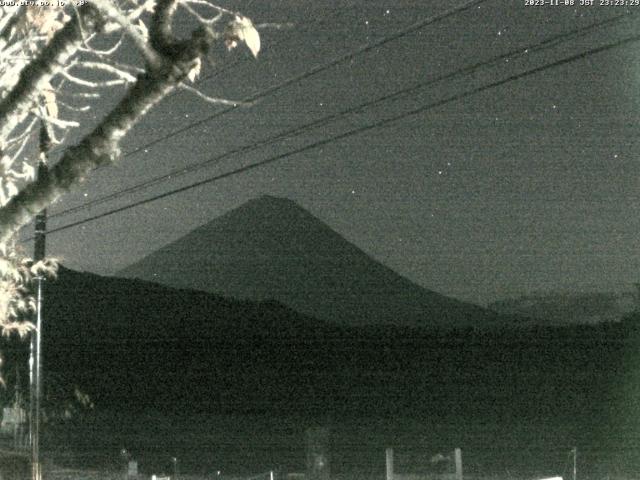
[{"x1": 29, "y1": 411, "x2": 640, "y2": 480}]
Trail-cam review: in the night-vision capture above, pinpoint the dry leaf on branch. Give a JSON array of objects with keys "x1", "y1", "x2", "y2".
[
  {"x1": 26, "y1": 6, "x2": 66, "y2": 38},
  {"x1": 187, "y1": 57, "x2": 201, "y2": 83},
  {"x1": 41, "y1": 81, "x2": 58, "y2": 120},
  {"x1": 224, "y1": 15, "x2": 260, "y2": 58}
]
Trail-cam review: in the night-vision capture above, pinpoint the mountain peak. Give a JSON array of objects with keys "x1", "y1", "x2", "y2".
[
  {"x1": 237, "y1": 194, "x2": 313, "y2": 220},
  {"x1": 119, "y1": 196, "x2": 510, "y2": 328},
  {"x1": 255, "y1": 194, "x2": 297, "y2": 205}
]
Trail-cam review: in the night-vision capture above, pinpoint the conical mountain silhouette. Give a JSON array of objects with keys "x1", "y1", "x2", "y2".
[{"x1": 119, "y1": 195, "x2": 507, "y2": 328}]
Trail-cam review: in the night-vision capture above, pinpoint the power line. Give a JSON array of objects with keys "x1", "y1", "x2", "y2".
[
  {"x1": 45, "y1": 11, "x2": 635, "y2": 222},
  {"x1": 188, "y1": 8, "x2": 344, "y2": 87},
  {"x1": 48, "y1": 0, "x2": 491, "y2": 164},
  {"x1": 46, "y1": 10, "x2": 342, "y2": 159},
  {"x1": 35, "y1": 30, "x2": 640, "y2": 239}
]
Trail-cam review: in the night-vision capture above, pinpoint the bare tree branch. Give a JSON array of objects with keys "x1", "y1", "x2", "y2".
[
  {"x1": 0, "y1": 0, "x2": 262, "y2": 342},
  {"x1": 91, "y1": 0, "x2": 161, "y2": 67},
  {"x1": 150, "y1": 0, "x2": 181, "y2": 57},
  {"x1": 179, "y1": 81, "x2": 245, "y2": 106},
  {"x1": 0, "y1": 6, "x2": 27, "y2": 47},
  {"x1": 0, "y1": 4, "x2": 104, "y2": 143},
  {"x1": 0, "y1": 26, "x2": 215, "y2": 245}
]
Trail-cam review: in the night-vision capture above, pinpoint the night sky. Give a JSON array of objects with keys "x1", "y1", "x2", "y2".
[{"x1": 22, "y1": 0, "x2": 640, "y2": 306}]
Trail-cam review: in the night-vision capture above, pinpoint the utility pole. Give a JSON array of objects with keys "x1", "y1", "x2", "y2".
[
  {"x1": 385, "y1": 448, "x2": 393, "y2": 480},
  {"x1": 29, "y1": 122, "x2": 50, "y2": 480},
  {"x1": 454, "y1": 448, "x2": 463, "y2": 480},
  {"x1": 14, "y1": 367, "x2": 24, "y2": 449},
  {"x1": 572, "y1": 447, "x2": 577, "y2": 480}
]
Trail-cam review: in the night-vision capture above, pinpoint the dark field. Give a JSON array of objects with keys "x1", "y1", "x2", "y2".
[
  {"x1": 39, "y1": 411, "x2": 640, "y2": 479},
  {"x1": 5, "y1": 272, "x2": 640, "y2": 480}
]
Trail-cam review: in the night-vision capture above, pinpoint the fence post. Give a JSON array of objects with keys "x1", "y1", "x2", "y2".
[
  {"x1": 306, "y1": 427, "x2": 330, "y2": 480},
  {"x1": 454, "y1": 448, "x2": 463, "y2": 480},
  {"x1": 386, "y1": 448, "x2": 394, "y2": 480}
]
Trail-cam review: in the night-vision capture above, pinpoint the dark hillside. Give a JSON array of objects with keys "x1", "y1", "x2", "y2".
[
  {"x1": 119, "y1": 196, "x2": 524, "y2": 329},
  {"x1": 1, "y1": 268, "x2": 635, "y2": 475}
]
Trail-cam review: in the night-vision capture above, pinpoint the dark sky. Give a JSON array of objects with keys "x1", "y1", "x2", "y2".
[{"x1": 23, "y1": 0, "x2": 640, "y2": 306}]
